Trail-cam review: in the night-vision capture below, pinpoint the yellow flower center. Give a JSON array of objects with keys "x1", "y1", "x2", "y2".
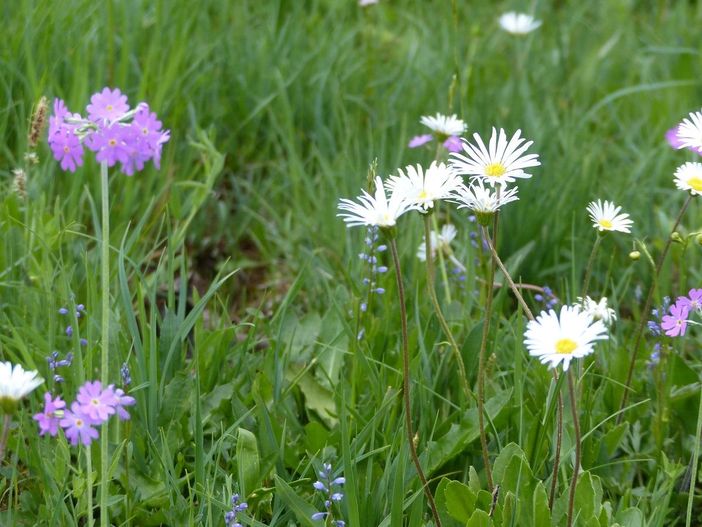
[
  {"x1": 555, "y1": 338, "x2": 577, "y2": 355},
  {"x1": 106, "y1": 104, "x2": 113, "y2": 112},
  {"x1": 75, "y1": 418, "x2": 84, "y2": 427},
  {"x1": 91, "y1": 398, "x2": 99, "y2": 406},
  {"x1": 485, "y1": 162, "x2": 506, "y2": 178},
  {"x1": 418, "y1": 190, "x2": 429, "y2": 200},
  {"x1": 108, "y1": 139, "x2": 117, "y2": 147},
  {"x1": 688, "y1": 177, "x2": 702, "y2": 192},
  {"x1": 598, "y1": 219, "x2": 613, "y2": 229},
  {"x1": 63, "y1": 146, "x2": 70, "y2": 153}
]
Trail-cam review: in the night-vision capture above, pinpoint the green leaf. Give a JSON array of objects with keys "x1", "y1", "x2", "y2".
[
  {"x1": 287, "y1": 366, "x2": 338, "y2": 427},
  {"x1": 422, "y1": 389, "x2": 512, "y2": 474},
  {"x1": 273, "y1": 475, "x2": 317, "y2": 527},
  {"x1": 532, "y1": 482, "x2": 551, "y2": 526},
  {"x1": 574, "y1": 471, "x2": 602, "y2": 521},
  {"x1": 466, "y1": 509, "x2": 492, "y2": 527},
  {"x1": 444, "y1": 480, "x2": 477, "y2": 524},
  {"x1": 237, "y1": 428, "x2": 260, "y2": 497},
  {"x1": 614, "y1": 508, "x2": 644, "y2": 527}
]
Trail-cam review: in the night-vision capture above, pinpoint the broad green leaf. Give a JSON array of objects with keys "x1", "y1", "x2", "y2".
[
  {"x1": 444, "y1": 480, "x2": 477, "y2": 524},
  {"x1": 467, "y1": 509, "x2": 492, "y2": 527},
  {"x1": 237, "y1": 428, "x2": 260, "y2": 497},
  {"x1": 532, "y1": 482, "x2": 551, "y2": 526}
]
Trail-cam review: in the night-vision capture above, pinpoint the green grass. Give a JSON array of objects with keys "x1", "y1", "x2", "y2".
[{"x1": 2, "y1": 0, "x2": 702, "y2": 525}]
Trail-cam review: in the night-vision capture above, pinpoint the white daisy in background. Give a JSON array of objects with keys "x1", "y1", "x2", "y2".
[
  {"x1": 586, "y1": 199, "x2": 633, "y2": 233},
  {"x1": 417, "y1": 224, "x2": 457, "y2": 262},
  {"x1": 577, "y1": 296, "x2": 617, "y2": 326},
  {"x1": 450, "y1": 178, "x2": 519, "y2": 225},
  {"x1": 337, "y1": 176, "x2": 418, "y2": 228},
  {"x1": 408, "y1": 113, "x2": 467, "y2": 153},
  {"x1": 0, "y1": 361, "x2": 43, "y2": 411},
  {"x1": 524, "y1": 305, "x2": 608, "y2": 371},
  {"x1": 450, "y1": 127, "x2": 540, "y2": 187},
  {"x1": 385, "y1": 161, "x2": 463, "y2": 212},
  {"x1": 359, "y1": 0, "x2": 379, "y2": 5},
  {"x1": 674, "y1": 162, "x2": 702, "y2": 196},
  {"x1": 499, "y1": 12, "x2": 542, "y2": 35},
  {"x1": 675, "y1": 110, "x2": 702, "y2": 151}
]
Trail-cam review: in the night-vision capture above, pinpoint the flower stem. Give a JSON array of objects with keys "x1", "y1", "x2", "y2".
[
  {"x1": 431, "y1": 213, "x2": 452, "y2": 305},
  {"x1": 566, "y1": 369, "x2": 581, "y2": 527},
  {"x1": 618, "y1": 195, "x2": 692, "y2": 423},
  {"x1": 86, "y1": 446, "x2": 94, "y2": 527},
  {"x1": 388, "y1": 237, "x2": 441, "y2": 527},
  {"x1": 0, "y1": 414, "x2": 11, "y2": 462},
  {"x1": 686, "y1": 384, "x2": 702, "y2": 527},
  {"x1": 581, "y1": 234, "x2": 602, "y2": 299},
  {"x1": 478, "y1": 225, "x2": 496, "y2": 490},
  {"x1": 99, "y1": 160, "x2": 110, "y2": 527},
  {"x1": 483, "y1": 228, "x2": 563, "y2": 509},
  {"x1": 424, "y1": 215, "x2": 471, "y2": 402}
]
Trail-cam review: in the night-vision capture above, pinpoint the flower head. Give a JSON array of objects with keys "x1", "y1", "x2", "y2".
[
  {"x1": 586, "y1": 199, "x2": 633, "y2": 233},
  {"x1": 499, "y1": 12, "x2": 542, "y2": 34},
  {"x1": 33, "y1": 392, "x2": 66, "y2": 437},
  {"x1": 450, "y1": 127, "x2": 540, "y2": 187},
  {"x1": 76, "y1": 381, "x2": 118, "y2": 423},
  {"x1": 0, "y1": 362, "x2": 43, "y2": 412},
  {"x1": 337, "y1": 176, "x2": 419, "y2": 228},
  {"x1": 86, "y1": 87, "x2": 130, "y2": 124},
  {"x1": 113, "y1": 388, "x2": 136, "y2": 420},
  {"x1": 417, "y1": 224, "x2": 457, "y2": 262},
  {"x1": 677, "y1": 288, "x2": 702, "y2": 314},
  {"x1": 675, "y1": 110, "x2": 702, "y2": 152},
  {"x1": 524, "y1": 305, "x2": 608, "y2": 371},
  {"x1": 385, "y1": 162, "x2": 462, "y2": 211},
  {"x1": 60, "y1": 402, "x2": 100, "y2": 446},
  {"x1": 661, "y1": 301, "x2": 689, "y2": 337},
  {"x1": 450, "y1": 178, "x2": 519, "y2": 224},
  {"x1": 674, "y1": 162, "x2": 702, "y2": 196},
  {"x1": 408, "y1": 113, "x2": 466, "y2": 153},
  {"x1": 577, "y1": 296, "x2": 617, "y2": 326}
]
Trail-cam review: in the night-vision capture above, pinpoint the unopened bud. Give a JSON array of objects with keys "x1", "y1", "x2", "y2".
[
  {"x1": 629, "y1": 251, "x2": 640, "y2": 261},
  {"x1": 671, "y1": 232, "x2": 683, "y2": 243},
  {"x1": 696, "y1": 234, "x2": 702, "y2": 246}
]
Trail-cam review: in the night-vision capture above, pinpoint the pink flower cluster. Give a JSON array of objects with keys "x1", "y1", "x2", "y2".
[
  {"x1": 33, "y1": 381, "x2": 135, "y2": 446},
  {"x1": 661, "y1": 288, "x2": 702, "y2": 337},
  {"x1": 48, "y1": 87, "x2": 170, "y2": 175}
]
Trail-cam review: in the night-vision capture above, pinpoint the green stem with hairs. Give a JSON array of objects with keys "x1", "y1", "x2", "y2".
[
  {"x1": 99, "y1": 160, "x2": 110, "y2": 527},
  {"x1": 686, "y1": 384, "x2": 702, "y2": 527},
  {"x1": 86, "y1": 446, "x2": 94, "y2": 527},
  {"x1": 431, "y1": 213, "x2": 453, "y2": 304},
  {"x1": 388, "y1": 236, "x2": 441, "y2": 527},
  {"x1": 566, "y1": 370, "x2": 581, "y2": 527},
  {"x1": 424, "y1": 215, "x2": 470, "y2": 401},
  {"x1": 618, "y1": 195, "x2": 692, "y2": 423},
  {"x1": 478, "y1": 224, "x2": 496, "y2": 490},
  {"x1": 581, "y1": 234, "x2": 602, "y2": 299},
  {"x1": 483, "y1": 229, "x2": 563, "y2": 509}
]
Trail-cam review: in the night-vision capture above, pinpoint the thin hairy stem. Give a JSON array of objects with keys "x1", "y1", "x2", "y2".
[
  {"x1": 567, "y1": 370, "x2": 581, "y2": 527},
  {"x1": 389, "y1": 237, "x2": 441, "y2": 527},
  {"x1": 0, "y1": 414, "x2": 11, "y2": 462},
  {"x1": 581, "y1": 234, "x2": 602, "y2": 299},
  {"x1": 424, "y1": 215, "x2": 471, "y2": 401},
  {"x1": 478, "y1": 224, "x2": 496, "y2": 490},
  {"x1": 618, "y1": 195, "x2": 692, "y2": 423},
  {"x1": 686, "y1": 386, "x2": 702, "y2": 527},
  {"x1": 99, "y1": 161, "x2": 110, "y2": 527},
  {"x1": 86, "y1": 446, "x2": 94, "y2": 527},
  {"x1": 483, "y1": 228, "x2": 563, "y2": 509}
]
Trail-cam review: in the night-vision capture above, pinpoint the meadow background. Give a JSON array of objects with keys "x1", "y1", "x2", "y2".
[{"x1": 2, "y1": 0, "x2": 702, "y2": 525}]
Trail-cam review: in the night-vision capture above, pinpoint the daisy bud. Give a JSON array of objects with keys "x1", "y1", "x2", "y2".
[
  {"x1": 696, "y1": 234, "x2": 702, "y2": 246},
  {"x1": 670, "y1": 232, "x2": 684, "y2": 244},
  {"x1": 629, "y1": 251, "x2": 640, "y2": 261}
]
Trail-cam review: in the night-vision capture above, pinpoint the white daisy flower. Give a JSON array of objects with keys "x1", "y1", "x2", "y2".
[
  {"x1": 338, "y1": 176, "x2": 418, "y2": 228},
  {"x1": 417, "y1": 224, "x2": 457, "y2": 262},
  {"x1": 674, "y1": 162, "x2": 702, "y2": 196},
  {"x1": 0, "y1": 361, "x2": 43, "y2": 407},
  {"x1": 450, "y1": 127, "x2": 540, "y2": 187},
  {"x1": 524, "y1": 305, "x2": 608, "y2": 371},
  {"x1": 499, "y1": 12, "x2": 542, "y2": 35},
  {"x1": 450, "y1": 179, "x2": 519, "y2": 224},
  {"x1": 419, "y1": 113, "x2": 467, "y2": 138},
  {"x1": 577, "y1": 296, "x2": 617, "y2": 326},
  {"x1": 676, "y1": 110, "x2": 702, "y2": 151},
  {"x1": 385, "y1": 162, "x2": 463, "y2": 211},
  {"x1": 586, "y1": 199, "x2": 633, "y2": 233}
]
